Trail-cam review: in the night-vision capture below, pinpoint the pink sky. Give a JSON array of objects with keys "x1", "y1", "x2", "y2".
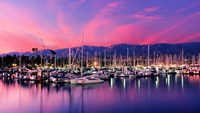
[{"x1": 0, "y1": 0, "x2": 200, "y2": 53}]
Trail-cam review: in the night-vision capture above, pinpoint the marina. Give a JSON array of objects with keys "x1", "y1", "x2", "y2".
[
  {"x1": 0, "y1": 0, "x2": 200, "y2": 113},
  {"x1": 1, "y1": 43, "x2": 200, "y2": 113},
  {"x1": 0, "y1": 73, "x2": 200, "y2": 113}
]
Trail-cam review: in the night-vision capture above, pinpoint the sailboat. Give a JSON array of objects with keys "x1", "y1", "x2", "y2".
[
  {"x1": 134, "y1": 45, "x2": 157, "y2": 78},
  {"x1": 71, "y1": 28, "x2": 104, "y2": 84}
]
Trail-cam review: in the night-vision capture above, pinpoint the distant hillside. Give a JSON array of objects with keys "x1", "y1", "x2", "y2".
[{"x1": 1, "y1": 42, "x2": 200, "y2": 58}]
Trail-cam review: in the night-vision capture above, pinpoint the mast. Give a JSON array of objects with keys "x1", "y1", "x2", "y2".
[
  {"x1": 86, "y1": 52, "x2": 89, "y2": 67},
  {"x1": 54, "y1": 54, "x2": 56, "y2": 68},
  {"x1": 148, "y1": 45, "x2": 150, "y2": 67},
  {"x1": 95, "y1": 51, "x2": 97, "y2": 66},
  {"x1": 181, "y1": 50, "x2": 184, "y2": 66},
  {"x1": 110, "y1": 56, "x2": 112, "y2": 67},
  {"x1": 154, "y1": 51, "x2": 156, "y2": 65},
  {"x1": 40, "y1": 51, "x2": 43, "y2": 67},
  {"x1": 166, "y1": 54, "x2": 169, "y2": 66},
  {"x1": 41, "y1": 38, "x2": 48, "y2": 67},
  {"x1": 104, "y1": 50, "x2": 106, "y2": 67},
  {"x1": 99, "y1": 51, "x2": 101, "y2": 67},
  {"x1": 192, "y1": 55, "x2": 196, "y2": 65},
  {"x1": 133, "y1": 50, "x2": 135, "y2": 66},
  {"x1": 81, "y1": 29, "x2": 84, "y2": 77},
  {"x1": 127, "y1": 47, "x2": 129, "y2": 67},
  {"x1": 19, "y1": 51, "x2": 22, "y2": 68},
  {"x1": 113, "y1": 51, "x2": 116, "y2": 66},
  {"x1": 198, "y1": 53, "x2": 200, "y2": 65},
  {"x1": 1, "y1": 54, "x2": 3, "y2": 68},
  {"x1": 68, "y1": 48, "x2": 71, "y2": 69}
]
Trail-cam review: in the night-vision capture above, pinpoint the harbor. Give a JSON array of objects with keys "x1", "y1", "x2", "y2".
[
  {"x1": 1, "y1": 45, "x2": 200, "y2": 84},
  {"x1": 0, "y1": 73, "x2": 200, "y2": 113},
  {"x1": 1, "y1": 49, "x2": 200, "y2": 113},
  {"x1": 1, "y1": 43, "x2": 200, "y2": 113},
  {"x1": 0, "y1": 0, "x2": 200, "y2": 113}
]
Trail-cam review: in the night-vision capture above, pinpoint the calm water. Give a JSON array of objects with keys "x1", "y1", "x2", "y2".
[{"x1": 0, "y1": 75, "x2": 200, "y2": 113}]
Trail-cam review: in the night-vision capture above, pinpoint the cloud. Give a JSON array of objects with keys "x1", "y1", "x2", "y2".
[
  {"x1": 70, "y1": 0, "x2": 86, "y2": 9},
  {"x1": 145, "y1": 11, "x2": 200, "y2": 44},
  {"x1": 179, "y1": 33, "x2": 200, "y2": 43},
  {"x1": 0, "y1": 0, "x2": 200, "y2": 53},
  {"x1": 132, "y1": 13, "x2": 161, "y2": 20},
  {"x1": 105, "y1": 23, "x2": 145, "y2": 45},
  {"x1": 144, "y1": 6, "x2": 160, "y2": 13},
  {"x1": 47, "y1": 0, "x2": 86, "y2": 11},
  {"x1": 85, "y1": 1, "x2": 122, "y2": 44},
  {"x1": 176, "y1": 1, "x2": 200, "y2": 13},
  {"x1": 0, "y1": 1, "x2": 70, "y2": 51},
  {"x1": 130, "y1": 6, "x2": 161, "y2": 20}
]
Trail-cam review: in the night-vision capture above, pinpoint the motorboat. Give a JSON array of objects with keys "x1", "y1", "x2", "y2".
[{"x1": 77, "y1": 77, "x2": 104, "y2": 84}]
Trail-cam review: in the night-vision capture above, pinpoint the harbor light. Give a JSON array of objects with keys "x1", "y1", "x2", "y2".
[
  {"x1": 94, "y1": 61, "x2": 97, "y2": 67},
  {"x1": 12, "y1": 63, "x2": 17, "y2": 67}
]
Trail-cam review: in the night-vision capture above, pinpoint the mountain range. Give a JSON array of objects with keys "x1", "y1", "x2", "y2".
[{"x1": 1, "y1": 42, "x2": 200, "y2": 58}]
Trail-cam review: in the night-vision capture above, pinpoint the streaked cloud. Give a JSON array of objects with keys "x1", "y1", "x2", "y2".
[
  {"x1": 144, "y1": 6, "x2": 160, "y2": 13},
  {"x1": 132, "y1": 13, "x2": 161, "y2": 20},
  {"x1": 0, "y1": 0, "x2": 199, "y2": 52}
]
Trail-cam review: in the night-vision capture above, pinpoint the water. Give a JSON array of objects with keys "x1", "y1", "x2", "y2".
[{"x1": 0, "y1": 75, "x2": 200, "y2": 113}]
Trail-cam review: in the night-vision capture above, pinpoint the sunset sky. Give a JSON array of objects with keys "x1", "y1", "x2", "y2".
[{"x1": 0, "y1": 0, "x2": 200, "y2": 52}]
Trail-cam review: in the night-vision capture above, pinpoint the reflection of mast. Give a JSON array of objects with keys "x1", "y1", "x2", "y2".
[
  {"x1": 40, "y1": 84, "x2": 43, "y2": 113},
  {"x1": 19, "y1": 83, "x2": 21, "y2": 108},
  {"x1": 69, "y1": 87, "x2": 72, "y2": 113},
  {"x1": 81, "y1": 86, "x2": 85, "y2": 113}
]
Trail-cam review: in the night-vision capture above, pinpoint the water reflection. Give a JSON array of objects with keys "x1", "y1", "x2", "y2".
[
  {"x1": 0, "y1": 75, "x2": 200, "y2": 113},
  {"x1": 155, "y1": 76, "x2": 159, "y2": 89},
  {"x1": 138, "y1": 79, "x2": 141, "y2": 90},
  {"x1": 110, "y1": 78, "x2": 114, "y2": 90},
  {"x1": 181, "y1": 75, "x2": 184, "y2": 89},
  {"x1": 123, "y1": 78, "x2": 126, "y2": 90},
  {"x1": 168, "y1": 75, "x2": 170, "y2": 88}
]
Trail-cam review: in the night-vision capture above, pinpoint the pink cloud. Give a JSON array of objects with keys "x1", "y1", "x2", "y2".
[
  {"x1": 132, "y1": 13, "x2": 161, "y2": 20},
  {"x1": 176, "y1": 1, "x2": 200, "y2": 13},
  {"x1": 47, "y1": 0, "x2": 57, "y2": 10},
  {"x1": 145, "y1": 11, "x2": 200, "y2": 44},
  {"x1": 0, "y1": 2, "x2": 64, "y2": 51},
  {"x1": 69, "y1": 0, "x2": 86, "y2": 9},
  {"x1": 0, "y1": 0, "x2": 199, "y2": 53},
  {"x1": 47, "y1": 0, "x2": 86, "y2": 11},
  {"x1": 85, "y1": 1, "x2": 122, "y2": 44},
  {"x1": 106, "y1": 23, "x2": 144, "y2": 45},
  {"x1": 130, "y1": 6, "x2": 161, "y2": 20},
  {"x1": 144, "y1": 6, "x2": 160, "y2": 13},
  {"x1": 180, "y1": 33, "x2": 200, "y2": 43}
]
